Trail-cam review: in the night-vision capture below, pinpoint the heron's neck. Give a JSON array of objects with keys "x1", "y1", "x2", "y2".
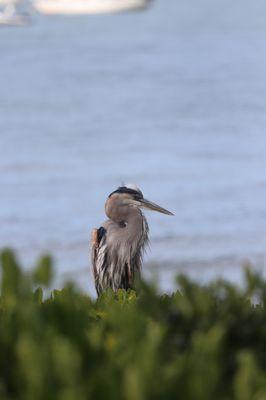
[
  {"x1": 106, "y1": 200, "x2": 137, "y2": 224},
  {"x1": 105, "y1": 208, "x2": 149, "y2": 264},
  {"x1": 123, "y1": 209, "x2": 148, "y2": 245},
  {"x1": 124, "y1": 208, "x2": 144, "y2": 230}
]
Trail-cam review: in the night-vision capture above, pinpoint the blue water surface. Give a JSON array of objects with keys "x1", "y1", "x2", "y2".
[{"x1": 1, "y1": 0, "x2": 266, "y2": 294}]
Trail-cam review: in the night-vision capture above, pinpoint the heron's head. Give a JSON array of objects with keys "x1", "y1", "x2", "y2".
[{"x1": 105, "y1": 184, "x2": 174, "y2": 222}]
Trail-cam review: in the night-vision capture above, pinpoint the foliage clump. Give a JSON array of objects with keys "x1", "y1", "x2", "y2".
[{"x1": 1, "y1": 249, "x2": 266, "y2": 399}]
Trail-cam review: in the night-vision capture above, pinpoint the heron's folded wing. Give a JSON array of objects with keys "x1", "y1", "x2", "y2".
[{"x1": 91, "y1": 226, "x2": 107, "y2": 294}]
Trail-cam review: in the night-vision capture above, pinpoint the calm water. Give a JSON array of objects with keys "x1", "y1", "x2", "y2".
[{"x1": 1, "y1": 0, "x2": 266, "y2": 294}]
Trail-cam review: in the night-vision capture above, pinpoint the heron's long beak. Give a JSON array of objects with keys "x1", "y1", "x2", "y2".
[{"x1": 139, "y1": 198, "x2": 174, "y2": 216}]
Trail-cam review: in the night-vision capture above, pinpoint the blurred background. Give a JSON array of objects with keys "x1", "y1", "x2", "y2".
[{"x1": 1, "y1": 0, "x2": 266, "y2": 294}]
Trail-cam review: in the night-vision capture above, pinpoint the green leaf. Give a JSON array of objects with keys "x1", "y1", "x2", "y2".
[{"x1": 33, "y1": 255, "x2": 53, "y2": 287}]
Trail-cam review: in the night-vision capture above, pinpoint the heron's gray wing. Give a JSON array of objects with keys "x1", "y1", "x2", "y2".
[{"x1": 91, "y1": 226, "x2": 107, "y2": 295}]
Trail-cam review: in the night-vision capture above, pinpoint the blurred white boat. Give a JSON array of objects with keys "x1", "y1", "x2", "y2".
[
  {"x1": 0, "y1": 0, "x2": 30, "y2": 25},
  {"x1": 33, "y1": 0, "x2": 151, "y2": 15}
]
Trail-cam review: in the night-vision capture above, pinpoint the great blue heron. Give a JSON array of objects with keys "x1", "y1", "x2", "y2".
[{"x1": 91, "y1": 184, "x2": 173, "y2": 295}]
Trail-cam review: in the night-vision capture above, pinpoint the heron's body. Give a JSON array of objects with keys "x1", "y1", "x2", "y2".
[{"x1": 91, "y1": 185, "x2": 173, "y2": 296}]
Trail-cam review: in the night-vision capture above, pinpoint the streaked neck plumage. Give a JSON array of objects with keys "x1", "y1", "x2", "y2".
[{"x1": 105, "y1": 193, "x2": 149, "y2": 262}]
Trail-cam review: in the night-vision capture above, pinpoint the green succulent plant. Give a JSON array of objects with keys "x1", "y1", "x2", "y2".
[{"x1": 1, "y1": 249, "x2": 266, "y2": 400}]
